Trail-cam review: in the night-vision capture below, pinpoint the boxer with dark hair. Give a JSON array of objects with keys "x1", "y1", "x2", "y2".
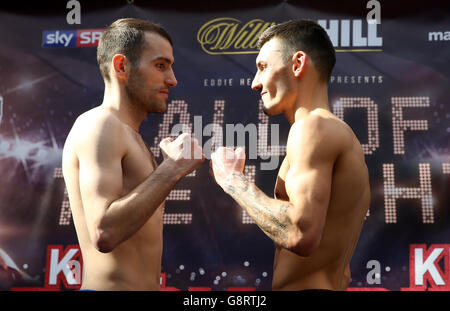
[
  {"x1": 63, "y1": 18, "x2": 204, "y2": 290},
  {"x1": 211, "y1": 20, "x2": 370, "y2": 290}
]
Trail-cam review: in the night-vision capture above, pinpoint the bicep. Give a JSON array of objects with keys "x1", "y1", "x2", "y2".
[
  {"x1": 76, "y1": 124, "x2": 124, "y2": 232},
  {"x1": 284, "y1": 118, "x2": 340, "y2": 235},
  {"x1": 78, "y1": 153, "x2": 123, "y2": 212},
  {"x1": 285, "y1": 160, "x2": 333, "y2": 227},
  {"x1": 284, "y1": 160, "x2": 333, "y2": 255}
]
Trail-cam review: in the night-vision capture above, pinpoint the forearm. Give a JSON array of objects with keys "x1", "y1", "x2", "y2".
[
  {"x1": 97, "y1": 160, "x2": 182, "y2": 250},
  {"x1": 221, "y1": 173, "x2": 296, "y2": 248}
]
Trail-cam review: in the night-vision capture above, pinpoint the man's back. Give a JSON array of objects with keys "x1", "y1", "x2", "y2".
[
  {"x1": 273, "y1": 109, "x2": 370, "y2": 290},
  {"x1": 62, "y1": 107, "x2": 163, "y2": 290}
]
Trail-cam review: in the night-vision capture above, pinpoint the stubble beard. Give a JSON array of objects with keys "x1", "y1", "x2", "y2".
[
  {"x1": 263, "y1": 66, "x2": 294, "y2": 116},
  {"x1": 125, "y1": 68, "x2": 166, "y2": 114}
]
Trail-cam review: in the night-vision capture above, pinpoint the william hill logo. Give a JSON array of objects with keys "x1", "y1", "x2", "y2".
[
  {"x1": 198, "y1": 18, "x2": 383, "y2": 55},
  {"x1": 197, "y1": 17, "x2": 275, "y2": 55},
  {"x1": 318, "y1": 19, "x2": 383, "y2": 52}
]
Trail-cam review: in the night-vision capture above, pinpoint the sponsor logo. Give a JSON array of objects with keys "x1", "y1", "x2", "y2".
[
  {"x1": 42, "y1": 29, "x2": 104, "y2": 48},
  {"x1": 43, "y1": 30, "x2": 76, "y2": 47},
  {"x1": 45, "y1": 245, "x2": 82, "y2": 289},
  {"x1": 403, "y1": 244, "x2": 450, "y2": 290},
  {"x1": 197, "y1": 18, "x2": 383, "y2": 55},
  {"x1": 11, "y1": 245, "x2": 82, "y2": 290},
  {"x1": 317, "y1": 19, "x2": 382, "y2": 52},
  {"x1": 76, "y1": 29, "x2": 104, "y2": 46},
  {"x1": 197, "y1": 18, "x2": 275, "y2": 55}
]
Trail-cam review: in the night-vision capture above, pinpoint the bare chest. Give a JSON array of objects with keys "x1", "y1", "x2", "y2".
[
  {"x1": 274, "y1": 157, "x2": 289, "y2": 201},
  {"x1": 121, "y1": 133, "x2": 157, "y2": 194},
  {"x1": 121, "y1": 133, "x2": 163, "y2": 235}
]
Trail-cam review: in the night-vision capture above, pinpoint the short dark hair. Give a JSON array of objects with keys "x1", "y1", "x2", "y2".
[
  {"x1": 257, "y1": 20, "x2": 336, "y2": 83},
  {"x1": 97, "y1": 18, "x2": 173, "y2": 81}
]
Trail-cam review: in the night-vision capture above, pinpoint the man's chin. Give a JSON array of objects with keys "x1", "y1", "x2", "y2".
[
  {"x1": 152, "y1": 102, "x2": 167, "y2": 113},
  {"x1": 262, "y1": 105, "x2": 279, "y2": 116},
  {"x1": 160, "y1": 101, "x2": 168, "y2": 112}
]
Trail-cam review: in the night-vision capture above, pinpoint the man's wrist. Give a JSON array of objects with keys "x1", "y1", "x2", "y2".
[
  {"x1": 222, "y1": 172, "x2": 247, "y2": 195},
  {"x1": 159, "y1": 159, "x2": 185, "y2": 183}
]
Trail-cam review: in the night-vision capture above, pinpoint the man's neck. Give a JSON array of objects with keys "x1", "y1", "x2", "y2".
[
  {"x1": 285, "y1": 81, "x2": 330, "y2": 125},
  {"x1": 101, "y1": 83, "x2": 146, "y2": 132}
]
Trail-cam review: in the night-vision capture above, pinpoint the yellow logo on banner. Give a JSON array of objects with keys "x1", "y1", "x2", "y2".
[{"x1": 197, "y1": 17, "x2": 276, "y2": 55}]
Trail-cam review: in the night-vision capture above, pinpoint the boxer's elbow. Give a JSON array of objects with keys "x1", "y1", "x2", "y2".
[
  {"x1": 94, "y1": 232, "x2": 115, "y2": 253},
  {"x1": 89, "y1": 205, "x2": 122, "y2": 253},
  {"x1": 287, "y1": 227, "x2": 321, "y2": 257},
  {"x1": 91, "y1": 225, "x2": 117, "y2": 253}
]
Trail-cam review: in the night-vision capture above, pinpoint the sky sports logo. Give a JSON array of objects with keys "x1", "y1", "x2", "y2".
[{"x1": 42, "y1": 29, "x2": 104, "y2": 48}]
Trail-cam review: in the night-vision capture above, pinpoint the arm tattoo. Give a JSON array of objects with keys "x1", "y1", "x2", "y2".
[
  {"x1": 223, "y1": 173, "x2": 293, "y2": 247},
  {"x1": 223, "y1": 173, "x2": 249, "y2": 193}
]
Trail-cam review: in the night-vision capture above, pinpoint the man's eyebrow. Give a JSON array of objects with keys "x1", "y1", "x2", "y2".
[{"x1": 151, "y1": 56, "x2": 174, "y2": 65}]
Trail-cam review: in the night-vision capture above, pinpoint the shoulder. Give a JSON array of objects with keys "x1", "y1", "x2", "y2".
[
  {"x1": 287, "y1": 111, "x2": 352, "y2": 162},
  {"x1": 67, "y1": 107, "x2": 126, "y2": 154},
  {"x1": 77, "y1": 107, "x2": 123, "y2": 132},
  {"x1": 76, "y1": 108, "x2": 124, "y2": 138},
  {"x1": 291, "y1": 110, "x2": 349, "y2": 137}
]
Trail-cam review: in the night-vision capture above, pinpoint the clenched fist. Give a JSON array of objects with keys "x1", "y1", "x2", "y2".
[
  {"x1": 159, "y1": 133, "x2": 205, "y2": 178},
  {"x1": 210, "y1": 146, "x2": 246, "y2": 187}
]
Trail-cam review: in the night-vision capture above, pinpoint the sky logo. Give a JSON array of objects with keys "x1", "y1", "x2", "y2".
[
  {"x1": 43, "y1": 30, "x2": 76, "y2": 47},
  {"x1": 42, "y1": 29, "x2": 105, "y2": 48},
  {"x1": 76, "y1": 29, "x2": 104, "y2": 46}
]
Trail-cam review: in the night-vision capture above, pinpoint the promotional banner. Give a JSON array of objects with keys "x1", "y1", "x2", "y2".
[{"x1": 0, "y1": 1, "x2": 449, "y2": 291}]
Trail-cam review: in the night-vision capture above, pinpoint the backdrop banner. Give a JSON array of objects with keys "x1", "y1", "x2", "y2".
[{"x1": 0, "y1": 2, "x2": 449, "y2": 291}]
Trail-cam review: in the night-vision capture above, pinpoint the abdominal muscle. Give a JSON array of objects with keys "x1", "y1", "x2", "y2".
[
  {"x1": 271, "y1": 158, "x2": 356, "y2": 291},
  {"x1": 272, "y1": 241, "x2": 351, "y2": 291},
  {"x1": 78, "y1": 205, "x2": 164, "y2": 291}
]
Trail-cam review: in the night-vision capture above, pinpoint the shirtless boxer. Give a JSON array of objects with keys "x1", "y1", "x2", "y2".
[
  {"x1": 211, "y1": 20, "x2": 370, "y2": 290},
  {"x1": 62, "y1": 18, "x2": 204, "y2": 290}
]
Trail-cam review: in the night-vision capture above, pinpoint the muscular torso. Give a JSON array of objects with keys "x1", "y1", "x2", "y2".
[
  {"x1": 63, "y1": 108, "x2": 163, "y2": 290},
  {"x1": 272, "y1": 110, "x2": 370, "y2": 290}
]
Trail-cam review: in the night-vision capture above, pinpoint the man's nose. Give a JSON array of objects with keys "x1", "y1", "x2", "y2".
[
  {"x1": 251, "y1": 74, "x2": 262, "y2": 92},
  {"x1": 166, "y1": 69, "x2": 177, "y2": 88}
]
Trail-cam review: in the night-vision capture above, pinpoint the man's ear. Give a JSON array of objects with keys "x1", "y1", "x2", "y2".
[
  {"x1": 112, "y1": 54, "x2": 129, "y2": 82},
  {"x1": 292, "y1": 51, "x2": 307, "y2": 78}
]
